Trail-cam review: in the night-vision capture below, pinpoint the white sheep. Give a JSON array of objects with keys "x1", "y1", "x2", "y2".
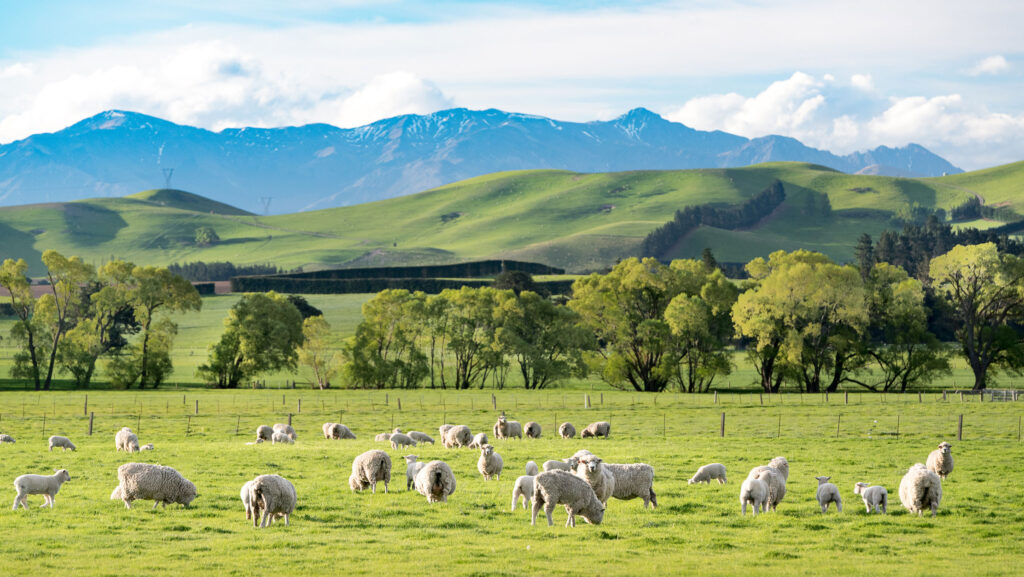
[
  {"x1": 271, "y1": 431, "x2": 294, "y2": 445},
  {"x1": 375, "y1": 432, "x2": 393, "y2": 442},
  {"x1": 749, "y1": 456, "x2": 789, "y2": 481},
  {"x1": 468, "y1": 432, "x2": 489, "y2": 449},
  {"x1": 408, "y1": 431, "x2": 434, "y2": 445},
  {"x1": 390, "y1": 433, "x2": 417, "y2": 449},
  {"x1": 531, "y1": 470, "x2": 605, "y2": 527},
  {"x1": 581, "y1": 421, "x2": 611, "y2": 438},
  {"x1": 899, "y1": 463, "x2": 942, "y2": 517},
  {"x1": 604, "y1": 462, "x2": 657, "y2": 508},
  {"x1": 494, "y1": 415, "x2": 523, "y2": 440},
  {"x1": 248, "y1": 474, "x2": 297, "y2": 528},
  {"x1": 511, "y1": 475, "x2": 535, "y2": 511},
  {"x1": 854, "y1": 482, "x2": 888, "y2": 514},
  {"x1": 349, "y1": 450, "x2": 391, "y2": 494},
  {"x1": 477, "y1": 444, "x2": 504, "y2": 481},
  {"x1": 525, "y1": 461, "x2": 539, "y2": 476},
  {"x1": 273, "y1": 423, "x2": 296, "y2": 440},
  {"x1": 815, "y1": 476, "x2": 842, "y2": 513},
  {"x1": 404, "y1": 455, "x2": 426, "y2": 491},
  {"x1": 926, "y1": 442, "x2": 954, "y2": 479},
  {"x1": 240, "y1": 480, "x2": 255, "y2": 520},
  {"x1": 574, "y1": 456, "x2": 616, "y2": 505},
  {"x1": 689, "y1": 463, "x2": 727, "y2": 485},
  {"x1": 322, "y1": 422, "x2": 337, "y2": 439},
  {"x1": 0, "y1": 433, "x2": 15, "y2": 443},
  {"x1": 558, "y1": 422, "x2": 576, "y2": 439},
  {"x1": 256, "y1": 425, "x2": 273, "y2": 442},
  {"x1": 333, "y1": 424, "x2": 357, "y2": 440},
  {"x1": 524, "y1": 421, "x2": 542, "y2": 438},
  {"x1": 748, "y1": 468, "x2": 786, "y2": 512},
  {"x1": 115, "y1": 427, "x2": 140, "y2": 453},
  {"x1": 48, "y1": 435, "x2": 76, "y2": 452},
  {"x1": 442, "y1": 425, "x2": 473, "y2": 448},
  {"x1": 438, "y1": 424, "x2": 454, "y2": 438},
  {"x1": 739, "y1": 476, "x2": 767, "y2": 515},
  {"x1": 12, "y1": 469, "x2": 71, "y2": 510},
  {"x1": 543, "y1": 460, "x2": 573, "y2": 472},
  {"x1": 414, "y1": 460, "x2": 456, "y2": 503},
  {"x1": 110, "y1": 463, "x2": 196, "y2": 509},
  {"x1": 140, "y1": 443, "x2": 154, "y2": 451}
]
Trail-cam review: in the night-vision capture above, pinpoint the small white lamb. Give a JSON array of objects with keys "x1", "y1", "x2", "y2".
[
  {"x1": 510, "y1": 475, "x2": 535, "y2": 511},
  {"x1": 13, "y1": 469, "x2": 72, "y2": 510},
  {"x1": 815, "y1": 476, "x2": 842, "y2": 513},
  {"x1": 854, "y1": 482, "x2": 888, "y2": 514},
  {"x1": 927, "y1": 442, "x2": 954, "y2": 479},
  {"x1": 688, "y1": 463, "x2": 727, "y2": 485},
  {"x1": 477, "y1": 444, "x2": 504, "y2": 481},
  {"x1": 468, "y1": 432, "x2": 489, "y2": 449},
  {"x1": 389, "y1": 433, "x2": 416, "y2": 450},
  {"x1": 271, "y1": 431, "x2": 294, "y2": 445},
  {"x1": 48, "y1": 436, "x2": 76, "y2": 452},
  {"x1": 740, "y1": 476, "x2": 767, "y2": 515},
  {"x1": 525, "y1": 460, "x2": 539, "y2": 476},
  {"x1": 404, "y1": 455, "x2": 425, "y2": 491}
]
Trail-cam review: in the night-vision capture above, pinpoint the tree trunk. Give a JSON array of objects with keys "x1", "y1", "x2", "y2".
[{"x1": 139, "y1": 318, "x2": 152, "y2": 389}]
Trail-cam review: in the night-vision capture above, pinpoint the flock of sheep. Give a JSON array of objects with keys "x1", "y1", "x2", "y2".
[{"x1": 3, "y1": 416, "x2": 955, "y2": 528}]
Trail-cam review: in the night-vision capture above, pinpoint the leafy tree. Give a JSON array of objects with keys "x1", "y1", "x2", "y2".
[
  {"x1": 854, "y1": 233, "x2": 875, "y2": 280},
  {"x1": 194, "y1": 226, "x2": 220, "y2": 247},
  {"x1": 106, "y1": 318, "x2": 177, "y2": 388},
  {"x1": 443, "y1": 287, "x2": 509, "y2": 389},
  {"x1": 130, "y1": 267, "x2": 202, "y2": 388},
  {"x1": 342, "y1": 289, "x2": 428, "y2": 389},
  {"x1": 287, "y1": 295, "x2": 323, "y2": 319},
  {"x1": 298, "y1": 316, "x2": 341, "y2": 389},
  {"x1": 701, "y1": 247, "x2": 719, "y2": 272},
  {"x1": 422, "y1": 293, "x2": 453, "y2": 389},
  {"x1": 0, "y1": 258, "x2": 44, "y2": 389},
  {"x1": 492, "y1": 271, "x2": 539, "y2": 296},
  {"x1": 37, "y1": 250, "x2": 95, "y2": 390},
  {"x1": 497, "y1": 291, "x2": 592, "y2": 389},
  {"x1": 929, "y1": 243, "x2": 1024, "y2": 390},
  {"x1": 198, "y1": 292, "x2": 304, "y2": 388}
]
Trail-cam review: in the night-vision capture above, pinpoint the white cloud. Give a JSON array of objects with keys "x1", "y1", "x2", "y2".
[
  {"x1": 850, "y1": 74, "x2": 874, "y2": 91},
  {"x1": 334, "y1": 72, "x2": 451, "y2": 128},
  {"x1": 970, "y1": 55, "x2": 1009, "y2": 76},
  {"x1": 0, "y1": 63, "x2": 32, "y2": 79}
]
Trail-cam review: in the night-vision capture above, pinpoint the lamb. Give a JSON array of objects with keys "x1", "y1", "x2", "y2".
[
  {"x1": 247, "y1": 474, "x2": 297, "y2": 528},
  {"x1": 256, "y1": 425, "x2": 273, "y2": 442},
  {"x1": 524, "y1": 421, "x2": 542, "y2": 439},
  {"x1": 442, "y1": 425, "x2": 473, "y2": 448},
  {"x1": 468, "y1": 432, "x2": 489, "y2": 449},
  {"x1": 603, "y1": 462, "x2": 657, "y2": 508},
  {"x1": 48, "y1": 435, "x2": 76, "y2": 452},
  {"x1": 688, "y1": 463, "x2": 727, "y2": 485},
  {"x1": 739, "y1": 476, "x2": 767, "y2": 515},
  {"x1": 525, "y1": 460, "x2": 539, "y2": 476},
  {"x1": 854, "y1": 482, "x2": 888, "y2": 514},
  {"x1": 115, "y1": 427, "x2": 140, "y2": 453},
  {"x1": 815, "y1": 476, "x2": 842, "y2": 513},
  {"x1": 12, "y1": 469, "x2": 71, "y2": 510},
  {"x1": 438, "y1": 424, "x2": 454, "y2": 438},
  {"x1": 0, "y1": 434, "x2": 14, "y2": 443},
  {"x1": 322, "y1": 422, "x2": 337, "y2": 439},
  {"x1": 375, "y1": 432, "x2": 393, "y2": 442},
  {"x1": 404, "y1": 455, "x2": 426, "y2": 490},
  {"x1": 477, "y1": 444, "x2": 504, "y2": 481},
  {"x1": 389, "y1": 433, "x2": 417, "y2": 449},
  {"x1": 271, "y1": 431, "x2": 294, "y2": 445},
  {"x1": 558, "y1": 422, "x2": 576, "y2": 439},
  {"x1": 581, "y1": 421, "x2": 611, "y2": 439},
  {"x1": 899, "y1": 463, "x2": 942, "y2": 517},
  {"x1": 748, "y1": 467, "x2": 786, "y2": 512},
  {"x1": 413, "y1": 460, "x2": 456, "y2": 503},
  {"x1": 272, "y1": 423, "x2": 296, "y2": 440},
  {"x1": 241, "y1": 480, "x2": 255, "y2": 520},
  {"x1": 531, "y1": 470, "x2": 605, "y2": 527},
  {"x1": 349, "y1": 450, "x2": 391, "y2": 494},
  {"x1": 927, "y1": 442, "x2": 954, "y2": 479},
  {"x1": 574, "y1": 456, "x2": 616, "y2": 505},
  {"x1": 110, "y1": 463, "x2": 196, "y2": 509},
  {"x1": 494, "y1": 415, "x2": 523, "y2": 440},
  {"x1": 408, "y1": 431, "x2": 434, "y2": 445},
  {"x1": 511, "y1": 475, "x2": 535, "y2": 511},
  {"x1": 140, "y1": 443, "x2": 155, "y2": 451}
]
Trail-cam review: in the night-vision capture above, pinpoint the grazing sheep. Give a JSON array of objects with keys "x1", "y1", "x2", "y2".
[
  {"x1": 899, "y1": 463, "x2": 942, "y2": 517},
  {"x1": 604, "y1": 463, "x2": 657, "y2": 508},
  {"x1": 408, "y1": 431, "x2": 434, "y2": 445},
  {"x1": 438, "y1": 424, "x2": 454, "y2": 439},
  {"x1": 273, "y1": 423, "x2": 296, "y2": 440},
  {"x1": 689, "y1": 463, "x2": 727, "y2": 485},
  {"x1": 494, "y1": 415, "x2": 523, "y2": 440},
  {"x1": 240, "y1": 480, "x2": 255, "y2": 520},
  {"x1": 525, "y1": 461, "x2": 539, "y2": 476},
  {"x1": 256, "y1": 425, "x2": 273, "y2": 442},
  {"x1": 524, "y1": 422, "x2": 542, "y2": 439},
  {"x1": 404, "y1": 455, "x2": 426, "y2": 491},
  {"x1": 139, "y1": 443, "x2": 154, "y2": 451},
  {"x1": 749, "y1": 457, "x2": 789, "y2": 482},
  {"x1": 927, "y1": 442, "x2": 954, "y2": 479},
  {"x1": 511, "y1": 475, "x2": 535, "y2": 511},
  {"x1": 0, "y1": 434, "x2": 15, "y2": 443},
  {"x1": 581, "y1": 421, "x2": 611, "y2": 439},
  {"x1": 531, "y1": 470, "x2": 605, "y2": 527},
  {"x1": 322, "y1": 422, "x2": 337, "y2": 439},
  {"x1": 248, "y1": 474, "x2": 297, "y2": 528},
  {"x1": 574, "y1": 456, "x2": 616, "y2": 505},
  {"x1": 115, "y1": 427, "x2": 140, "y2": 453},
  {"x1": 477, "y1": 444, "x2": 504, "y2": 481},
  {"x1": 543, "y1": 460, "x2": 573, "y2": 472},
  {"x1": 48, "y1": 436, "x2": 76, "y2": 452},
  {"x1": 749, "y1": 468, "x2": 786, "y2": 512},
  {"x1": 12, "y1": 469, "x2": 71, "y2": 510},
  {"x1": 322, "y1": 423, "x2": 355, "y2": 440},
  {"x1": 442, "y1": 425, "x2": 473, "y2": 449},
  {"x1": 414, "y1": 460, "x2": 456, "y2": 503},
  {"x1": 271, "y1": 431, "x2": 294, "y2": 445},
  {"x1": 375, "y1": 432, "x2": 393, "y2": 442},
  {"x1": 390, "y1": 433, "x2": 417, "y2": 450},
  {"x1": 349, "y1": 450, "x2": 391, "y2": 494},
  {"x1": 468, "y1": 432, "x2": 489, "y2": 449},
  {"x1": 558, "y1": 422, "x2": 576, "y2": 439},
  {"x1": 815, "y1": 476, "x2": 842, "y2": 513},
  {"x1": 740, "y1": 476, "x2": 768, "y2": 515},
  {"x1": 854, "y1": 482, "x2": 888, "y2": 514},
  {"x1": 110, "y1": 463, "x2": 196, "y2": 509}
]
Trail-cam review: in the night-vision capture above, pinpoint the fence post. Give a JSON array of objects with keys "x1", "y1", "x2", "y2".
[
  {"x1": 288, "y1": 413, "x2": 293, "y2": 427},
  {"x1": 896, "y1": 415, "x2": 900, "y2": 439},
  {"x1": 385, "y1": 394, "x2": 389, "y2": 406},
  {"x1": 957, "y1": 414, "x2": 963, "y2": 441},
  {"x1": 492, "y1": 394, "x2": 496, "y2": 410},
  {"x1": 398, "y1": 398, "x2": 402, "y2": 411},
  {"x1": 84, "y1": 395, "x2": 88, "y2": 416},
  {"x1": 918, "y1": 392, "x2": 922, "y2": 403},
  {"x1": 600, "y1": 393, "x2": 603, "y2": 405},
  {"x1": 759, "y1": 393, "x2": 763, "y2": 406},
  {"x1": 186, "y1": 416, "x2": 191, "y2": 436},
  {"x1": 663, "y1": 414, "x2": 666, "y2": 439},
  {"x1": 777, "y1": 415, "x2": 781, "y2": 438},
  {"x1": 298, "y1": 399, "x2": 302, "y2": 414},
  {"x1": 195, "y1": 400, "x2": 199, "y2": 415},
  {"x1": 836, "y1": 414, "x2": 841, "y2": 438},
  {"x1": 845, "y1": 391, "x2": 849, "y2": 405},
  {"x1": 714, "y1": 391, "x2": 719, "y2": 405},
  {"x1": 89, "y1": 412, "x2": 94, "y2": 436},
  {"x1": 585, "y1": 394, "x2": 591, "y2": 409},
  {"x1": 720, "y1": 412, "x2": 725, "y2": 437},
  {"x1": 42, "y1": 414, "x2": 46, "y2": 435},
  {"x1": 235, "y1": 415, "x2": 240, "y2": 435},
  {"x1": 137, "y1": 414, "x2": 141, "y2": 434}
]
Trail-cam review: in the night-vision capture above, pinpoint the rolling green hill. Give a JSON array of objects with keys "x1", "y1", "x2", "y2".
[{"x1": 1, "y1": 162, "x2": 1022, "y2": 275}]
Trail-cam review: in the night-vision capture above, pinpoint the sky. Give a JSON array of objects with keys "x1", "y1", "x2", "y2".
[{"x1": 0, "y1": 0, "x2": 1022, "y2": 170}]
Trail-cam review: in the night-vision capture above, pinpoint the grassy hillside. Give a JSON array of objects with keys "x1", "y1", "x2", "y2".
[{"x1": 1, "y1": 162, "x2": 1021, "y2": 274}]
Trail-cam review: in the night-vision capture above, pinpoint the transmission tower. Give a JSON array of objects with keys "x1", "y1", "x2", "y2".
[
  {"x1": 162, "y1": 168, "x2": 175, "y2": 189},
  {"x1": 260, "y1": 197, "x2": 272, "y2": 215}
]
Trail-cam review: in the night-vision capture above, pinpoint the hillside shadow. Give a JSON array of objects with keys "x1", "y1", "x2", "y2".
[
  {"x1": 0, "y1": 222, "x2": 43, "y2": 268},
  {"x1": 62, "y1": 203, "x2": 127, "y2": 246}
]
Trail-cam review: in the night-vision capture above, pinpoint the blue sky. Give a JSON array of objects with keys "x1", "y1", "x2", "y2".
[{"x1": 1, "y1": 0, "x2": 1022, "y2": 169}]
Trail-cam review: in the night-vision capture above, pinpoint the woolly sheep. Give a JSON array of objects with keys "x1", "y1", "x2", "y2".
[
  {"x1": 468, "y1": 432, "x2": 489, "y2": 449},
  {"x1": 477, "y1": 444, "x2": 504, "y2": 481},
  {"x1": 256, "y1": 425, "x2": 273, "y2": 442},
  {"x1": 442, "y1": 425, "x2": 473, "y2": 448},
  {"x1": 739, "y1": 476, "x2": 767, "y2": 516},
  {"x1": 854, "y1": 482, "x2": 888, "y2": 514},
  {"x1": 748, "y1": 467, "x2": 786, "y2": 512},
  {"x1": 349, "y1": 450, "x2": 391, "y2": 494},
  {"x1": 689, "y1": 463, "x2": 727, "y2": 485},
  {"x1": 111, "y1": 463, "x2": 196, "y2": 509},
  {"x1": 404, "y1": 455, "x2": 426, "y2": 491},
  {"x1": 494, "y1": 415, "x2": 523, "y2": 440},
  {"x1": 524, "y1": 421, "x2": 542, "y2": 439},
  {"x1": 115, "y1": 427, "x2": 140, "y2": 453},
  {"x1": 273, "y1": 423, "x2": 296, "y2": 440},
  {"x1": 0, "y1": 433, "x2": 15, "y2": 443},
  {"x1": 271, "y1": 431, "x2": 294, "y2": 445},
  {"x1": 12, "y1": 469, "x2": 71, "y2": 510},
  {"x1": 375, "y1": 432, "x2": 393, "y2": 442},
  {"x1": 390, "y1": 433, "x2": 417, "y2": 450},
  {"x1": 438, "y1": 424, "x2": 454, "y2": 438},
  {"x1": 511, "y1": 475, "x2": 535, "y2": 511},
  {"x1": 604, "y1": 462, "x2": 657, "y2": 508},
  {"x1": 248, "y1": 474, "x2": 297, "y2": 528},
  {"x1": 241, "y1": 480, "x2": 255, "y2": 520},
  {"x1": 572, "y1": 449, "x2": 595, "y2": 460},
  {"x1": 322, "y1": 422, "x2": 336, "y2": 439},
  {"x1": 574, "y1": 456, "x2": 616, "y2": 505},
  {"x1": 139, "y1": 443, "x2": 154, "y2": 451},
  {"x1": 581, "y1": 421, "x2": 611, "y2": 439},
  {"x1": 927, "y1": 442, "x2": 954, "y2": 479},
  {"x1": 408, "y1": 431, "x2": 434, "y2": 445},
  {"x1": 815, "y1": 476, "x2": 842, "y2": 513},
  {"x1": 543, "y1": 460, "x2": 573, "y2": 472},
  {"x1": 749, "y1": 457, "x2": 789, "y2": 482},
  {"x1": 899, "y1": 463, "x2": 942, "y2": 517},
  {"x1": 525, "y1": 461, "x2": 539, "y2": 476},
  {"x1": 323, "y1": 423, "x2": 356, "y2": 440},
  {"x1": 48, "y1": 435, "x2": 76, "y2": 452},
  {"x1": 558, "y1": 422, "x2": 576, "y2": 439},
  {"x1": 531, "y1": 470, "x2": 605, "y2": 527},
  {"x1": 414, "y1": 460, "x2": 456, "y2": 503}
]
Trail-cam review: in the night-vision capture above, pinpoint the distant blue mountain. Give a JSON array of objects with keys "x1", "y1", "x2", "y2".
[{"x1": 0, "y1": 108, "x2": 962, "y2": 213}]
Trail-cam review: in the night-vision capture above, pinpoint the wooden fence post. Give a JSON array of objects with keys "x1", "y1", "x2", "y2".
[
  {"x1": 288, "y1": 413, "x2": 293, "y2": 427},
  {"x1": 89, "y1": 412, "x2": 94, "y2": 436},
  {"x1": 836, "y1": 414, "x2": 841, "y2": 438},
  {"x1": 84, "y1": 395, "x2": 88, "y2": 416},
  {"x1": 195, "y1": 400, "x2": 199, "y2": 415},
  {"x1": 957, "y1": 414, "x2": 963, "y2": 441},
  {"x1": 720, "y1": 412, "x2": 725, "y2": 437},
  {"x1": 235, "y1": 415, "x2": 240, "y2": 435}
]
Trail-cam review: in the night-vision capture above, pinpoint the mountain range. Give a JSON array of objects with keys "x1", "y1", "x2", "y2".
[{"x1": 0, "y1": 108, "x2": 962, "y2": 214}]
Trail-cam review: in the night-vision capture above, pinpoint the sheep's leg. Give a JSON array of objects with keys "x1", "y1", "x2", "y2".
[
  {"x1": 930, "y1": 502, "x2": 937, "y2": 517},
  {"x1": 124, "y1": 499, "x2": 132, "y2": 509},
  {"x1": 543, "y1": 502, "x2": 555, "y2": 526},
  {"x1": 370, "y1": 481, "x2": 376, "y2": 494},
  {"x1": 383, "y1": 481, "x2": 388, "y2": 494},
  {"x1": 260, "y1": 511, "x2": 270, "y2": 528},
  {"x1": 530, "y1": 496, "x2": 541, "y2": 525},
  {"x1": 153, "y1": 501, "x2": 160, "y2": 510},
  {"x1": 650, "y1": 488, "x2": 657, "y2": 508},
  {"x1": 741, "y1": 500, "x2": 747, "y2": 515},
  {"x1": 284, "y1": 514, "x2": 289, "y2": 526},
  {"x1": 511, "y1": 491, "x2": 519, "y2": 512},
  {"x1": 836, "y1": 500, "x2": 842, "y2": 513},
  {"x1": 13, "y1": 494, "x2": 22, "y2": 510}
]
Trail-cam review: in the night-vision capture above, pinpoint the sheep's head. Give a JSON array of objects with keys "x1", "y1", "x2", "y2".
[
  {"x1": 393, "y1": 427, "x2": 403, "y2": 434},
  {"x1": 498, "y1": 415, "x2": 507, "y2": 424},
  {"x1": 481, "y1": 444, "x2": 494, "y2": 457},
  {"x1": 55, "y1": 469, "x2": 71, "y2": 482},
  {"x1": 567, "y1": 457, "x2": 580, "y2": 470},
  {"x1": 938, "y1": 442, "x2": 952, "y2": 453},
  {"x1": 815, "y1": 476, "x2": 831, "y2": 485},
  {"x1": 349, "y1": 474, "x2": 366, "y2": 492},
  {"x1": 404, "y1": 455, "x2": 418, "y2": 464},
  {"x1": 585, "y1": 457, "x2": 603, "y2": 473},
  {"x1": 854, "y1": 482, "x2": 869, "y2": 495},
  {"x1": 582, "y1": 503, "x2": 605, "y2": 525}
]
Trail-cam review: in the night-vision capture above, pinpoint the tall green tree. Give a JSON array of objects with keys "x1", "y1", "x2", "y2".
[
  {"x1": 298, "y1": 315, "x2": 341, "y2": 389},
  {"x1": 130, "y1": 266, "x2": 202, "y2": 388},
  {"x1": 497, "y1": 291, "x2": 592, "y2": 389},
  {"x1": 342, "y1": 289, "x2": 428, "y2": 389},
  {"x1": 37, "y1": 250, "x2": 95, "y2": 390},
  {"x1": 0, "y1": 258, "x2": 44, "y2": 389},
  {"x1": 443, "y1": 287, "x2": 509, "y2": 389}
]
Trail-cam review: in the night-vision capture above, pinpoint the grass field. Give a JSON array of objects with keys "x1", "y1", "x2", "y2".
[{"x1": 0, "y1": 389, "x2": 1020, "y2": 577}]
